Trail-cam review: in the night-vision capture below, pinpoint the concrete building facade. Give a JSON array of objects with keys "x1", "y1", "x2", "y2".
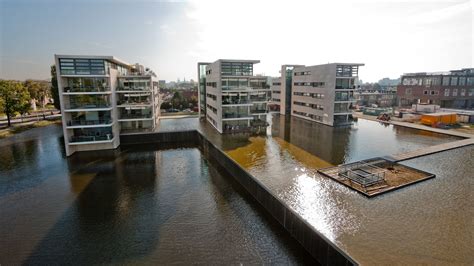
[
  {"x1": 397, "y1": 68, "x2": 474, "y2": 109},
  {"x1": 203, "y1": 59, "x2": 270, "y2": 133},
  {"x1": 355, "y1": 89, "x2": 397, "y2": 107},
  {"x1": 272, "y1": 63, "x2": 363, "y2": 126},
  {"x1": 55, "y1": 55, "x2": 160, "y2": 156}
]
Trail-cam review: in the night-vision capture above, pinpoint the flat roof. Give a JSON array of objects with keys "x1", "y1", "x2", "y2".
[
  {"x1": 294, "y1": 62, "x2": 365, "y2": 69},
  {"x1": 55, "y1": 54, "x2": 131, "y2": 67},
  {"x1": 215, "y1": 59, "x2": 260, "y2": 64}
]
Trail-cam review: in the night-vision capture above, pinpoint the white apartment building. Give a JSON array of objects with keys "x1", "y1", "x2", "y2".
[
  {"x1": 55, "y1": 55, "x2": 160, "y2": 156},
  {"x1": 272, "y1": 63, "x2": 363, "y2": 126},
  {"x1": 203, "y1": 59, "x2": 270, "y2": 133}
]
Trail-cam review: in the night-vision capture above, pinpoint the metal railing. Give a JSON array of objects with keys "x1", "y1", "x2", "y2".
[
  {"x1": 70, "y1": 133, "x2": 113, "y2": 143},
  {"x1": 119, "y1": 113, "x2": 153, "y2": 119},
  {"x1": 63, "y1": 87, "x2": 110, "y2": 93},
  {"x1": 223, "y1": 113, "x2": 251, "y2": 118},
  {"x1": 68, "y1": 103, "x2": 110, "y2": 109},
  {"x1": 67, "y1": 119, "x2": 112, "y2": 126}
]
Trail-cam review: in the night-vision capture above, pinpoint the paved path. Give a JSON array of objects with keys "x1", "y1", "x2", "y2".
[
  {"x1": 353, "y1": 112, "x2": 473, "y2": 139},
  {"x1": 386, "y1": 138, "x2": 474, "y2": 162}
]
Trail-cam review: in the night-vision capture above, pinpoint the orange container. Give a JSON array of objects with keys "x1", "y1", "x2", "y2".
[{"x1": 420, "y1": 113, "x2": 457, "y2": 126}]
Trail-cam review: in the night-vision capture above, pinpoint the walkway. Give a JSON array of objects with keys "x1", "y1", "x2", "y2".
[
  {"x1": 385, "y1": 138, "x2": 474, "y2": 162},
  {"x1": 353, "y1": 112, "x2": 473, "y2": 139}
]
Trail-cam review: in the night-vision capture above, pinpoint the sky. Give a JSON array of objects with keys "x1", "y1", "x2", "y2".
[{"x1": 0, "y1": 0, "x2": 472, "y2": 82}]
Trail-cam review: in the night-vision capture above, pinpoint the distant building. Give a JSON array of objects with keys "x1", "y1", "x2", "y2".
[
  {"x1": 355, "y1": 88, "x2": 397, "y2": 107},
  {"x1": 377, "y1": 77, "x2": 400, "y2": 90},
  {"x1": 271, "y1": 63, "x2": 364, "y2": 126},
  {"x1": 201, "y1": 59, "x2": 270, "y2": 133},
  {"x1": 397, "y1": 68, "x2": 474, "y2": 109},
  {"x1": 55, "y1": 55, "x2": 161, "y2": 156}
]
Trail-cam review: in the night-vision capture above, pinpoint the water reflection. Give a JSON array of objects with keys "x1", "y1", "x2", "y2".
[{"x1": 0, "y1": 126, "x2": 315, "y2": 264}]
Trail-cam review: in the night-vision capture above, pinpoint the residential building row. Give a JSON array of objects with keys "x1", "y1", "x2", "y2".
[
  {"x1": 397, "y1": 68, "x2": 474, "y2": 109},
  {"x1": 198, "y1": 61, "x2": 364, "y2": 129},
  {"x1": 55, "y1": 55, "x2": 160, "y2": 156}
]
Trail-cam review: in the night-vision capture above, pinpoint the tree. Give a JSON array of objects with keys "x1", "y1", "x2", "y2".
[
  {"x1": 0, "y1": 80, "x2": 31, "y2": 127},
  {"x1": 24, "y1": 80, "x2": 50, "y2": 110},
  {"x1": 50, "y1": 65, "x2": 60, "y2": 111}
]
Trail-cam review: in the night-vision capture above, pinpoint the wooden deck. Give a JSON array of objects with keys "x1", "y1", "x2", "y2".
[{"x1": 318, "y1": 158, "x2": 436, "y2": 197}]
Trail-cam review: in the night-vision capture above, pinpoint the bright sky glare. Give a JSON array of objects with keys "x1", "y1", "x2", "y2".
[{"x1": 0, "y1": 0, "x2": 472, "y2": 82}]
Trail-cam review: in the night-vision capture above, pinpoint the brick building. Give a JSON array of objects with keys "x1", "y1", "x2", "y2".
[{"x1": 397, "y1": 68, "x2": 474, "y2": 109}]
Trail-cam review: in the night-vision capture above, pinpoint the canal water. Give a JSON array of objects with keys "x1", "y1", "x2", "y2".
[
  {"x1": 0, "y1": 124, "x2": 315, "y2": 264},
  {"x1": 161, "y1": 115, "x2": 473, "y2": 264},
  {"x1": 1, "y1": 115, "x2": 472, "y2": 264}
]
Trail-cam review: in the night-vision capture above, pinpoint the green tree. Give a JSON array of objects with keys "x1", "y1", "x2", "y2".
[
  {"x1": 50, "y1": 65, "x2": 60, "y2": 110},
  {"x1": 24, "y1": 80, "x2": 50, "y2": 110},
  {"x1": 0, "y1": 80, "x2": 31, "y2": 127}
]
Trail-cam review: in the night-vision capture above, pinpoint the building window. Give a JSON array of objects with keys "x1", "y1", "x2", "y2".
[
  {"x1": 469, "y1": 89, "x2": 474, "y2": 96},
  {"x1": 450, "y1": 77, "x2": 458, "y2": 86},
  {"x1": 430, "y1": 90, "x2": 438, "y2": 95},
  {"x1": 442, "y1": 77, "x2": 450, "y2": 86},
  {"x1": 423, "y1": 90, "x2": 428, "y2": 95},
  {"x1": 221, "y1": 62, "x2": 253, "y2": 76},
  {"x1": 444, "y1": 89, "x2": 450, "y2": 96},
  {"x1": 405, "y1": 88, "x2": 412, "y2": 95},
  {"x1": 459, "y1": 77, "x2": 466, "y2": 86},
  {"x1": 59, "y1": 58, "x2": 106, "y2": 75},
  {"x1": 467, "y1": 77, "x2": 474, "y2": 86},
  {"x1": 272, "y1": 82, "x2": 281, "y2": 86},
  {"x1": 460, "y1": 89, "x2": 466, "y2": 96},
  {"x1": 452, "y1": 89, "x2": 458, "y2": 96}
]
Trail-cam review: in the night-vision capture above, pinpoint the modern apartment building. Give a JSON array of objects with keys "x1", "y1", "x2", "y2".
[
  {"x1": 397, "y1": 68, "x2": 474, "y2": 109},
  {"x1": 270, "y1": 65, "x2": 304, "y2": 115},
  {"x1": 197, "y1": 62, "x2": 210, "y2": 119},
  {"x1": 272, "y1": 63, "x2": 364, "y2": 126},
  {"x1": 202, "y1": 59, "x2": 270, "y2": 133},
  {"x1": 55, "y1": 55, "x2": 160, "y2": 156}
]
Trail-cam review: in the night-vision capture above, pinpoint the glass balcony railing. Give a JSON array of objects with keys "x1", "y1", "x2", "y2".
[
  {"x1": 250, "y1": 97, "x2": 270, "y2": 102},
  {"x1": 223, "y1": 112, "x2": 251, "y2": 118},
  {"x1": 250, "y1": 109, "x2": 267, "y2": 114},
  {"x1": 117, "y1": 86, "x2": 151, "y2": 91},
  {"x1": 117, "y1": 100, "x2": 152, "y2": 105},
  {"x1": 70, "y1": 134, "x2": 113, "y2": 143},
  {"x1": 222, "y1": 98, "x2": 250, "y2": 105},
  {"x1": 67, "y1": 119, "x2": 112, "y2": 126},
  {"x1": 335, "y1": 96, "x2": 355, "y2": 101},
  {"x1": 68, "y1": 102, "x2": 111, "y2": 109},
  {"x1": 63, "y1": 86, "x2": 110, "y2": 93},
  {"x1": 119, "y1": 113, "x2": 153, "y2": 119}
]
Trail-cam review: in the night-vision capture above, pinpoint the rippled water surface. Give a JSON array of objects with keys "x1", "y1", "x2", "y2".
[
  {"x1": 161, "y1": 115, "x2": 473, "y2": 264},
  {"x1": 0, "y1": 124, "x2": 315, "y2": 264}
]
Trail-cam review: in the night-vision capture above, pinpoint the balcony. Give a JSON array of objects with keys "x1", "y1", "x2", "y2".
[
  {"x1": 250, "y1": 109, "x2": 267, "y2": 114},
  {"x1": 119, "y1": 113, "x2": 153, "y2": 120},
  {"x1": 222, "y1": 98, "x2": 250, "y2": 105},
  {"x1": 223, "y1": 112, "x2": 251, "y2": 119},
  {"x1": 116, "y1": 86, "x2": 151, "y2": 92},
  {"x1": 67, "y1": 102, "x2": 111, "y2": 110},
  {"x1": 70, "y1": 133, "x2": 114, "y2": 143},
  {"x1": 117, "y1": 100, "x2": 152, "y2": 106},
  {"x1": 63, "y1": 86, "x2": 110, "y2": 93},
  {"x1": 67, "y1": 119, "x2": 112, "y2": 127}
]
